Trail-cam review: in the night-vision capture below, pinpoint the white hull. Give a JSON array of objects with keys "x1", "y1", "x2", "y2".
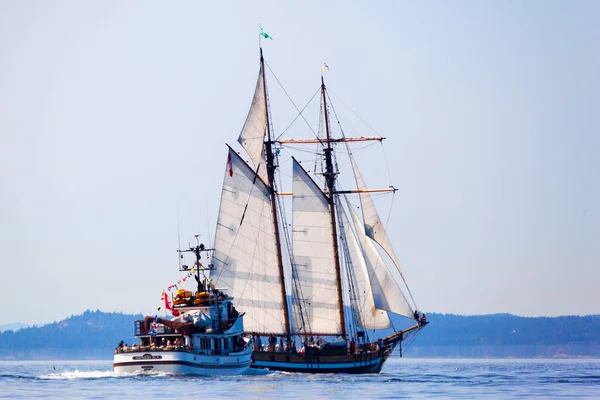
[{"x1": 114, "y1": 349, "x2": 252, "y2": 375}]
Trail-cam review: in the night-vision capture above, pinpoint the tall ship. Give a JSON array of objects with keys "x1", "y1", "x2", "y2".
[
  {"x1": 207, "y1": 43, "x2": 428, "y2": 374},
  {"x1": 113, "y1": 239, "x2": 253, "y2": 375}
]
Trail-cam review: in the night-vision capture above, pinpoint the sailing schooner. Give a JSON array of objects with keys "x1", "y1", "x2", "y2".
[{"x1": 208, "y1": 46, "x2": 427, "y2": 373}]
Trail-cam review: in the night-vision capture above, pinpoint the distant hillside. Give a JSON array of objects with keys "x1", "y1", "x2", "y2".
[
  {"x1": 1, "y1": 311, "x2": 599, "y2": 359},
  {"x1": 0, "y1": 310, "x2": 142, "y2": 360},
  {"x1": 0, "y1": 322, "x2": 27, "y2": 333},
  {"x1": 398, "y1": 313, "x2": 600, "y2": 358}
]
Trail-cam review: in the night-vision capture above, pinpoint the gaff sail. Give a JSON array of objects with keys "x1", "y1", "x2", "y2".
[
  {"x1": 290, "y1": 159, "x2": 342, "y2": 335},
  {"x1": 210, "y1": 147, "x2": 287, "y2": 334}
]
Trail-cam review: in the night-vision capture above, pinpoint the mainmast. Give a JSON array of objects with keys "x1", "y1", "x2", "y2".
[
  {"x1": 321, "y1": 76, "x2": 347, "y2": 338},
  {"x1": 260, "y1": 48, "x2": 291, "y2": 335}
]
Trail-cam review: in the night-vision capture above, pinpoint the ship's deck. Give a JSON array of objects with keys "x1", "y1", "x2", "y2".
[{"x1": 115, "y1": 345, "x2": 191, "y2": 354}]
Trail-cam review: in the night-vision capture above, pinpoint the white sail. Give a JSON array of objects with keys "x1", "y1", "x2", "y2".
[
  {"x1": 210, "y1": 147, "x2": 286, "y2": 334},
  {"x1": 339, "y1": 202, "x2": 390, "y2": 330},
  {"x1": 348, "y1": 152, "x2": 417, "y2": 309},
  {"x1": 348, "y1": 154, "x2": 400, "y2": 267},
  {"x1": 348, "y1": 201, "x2": 414, "y2": 318},
  {"x1": 237, "y1": 67, "x2": 269, "y2": 184},
  {"x1": 291, "y1": 159, "x2": 342, "y2": 335}
]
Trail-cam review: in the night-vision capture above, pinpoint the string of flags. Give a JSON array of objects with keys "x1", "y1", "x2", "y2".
[
  {"x1": 164, "y1": 270, "x2": 196, "y2": 293},
  {"x1": 156, "y1": 270, "x2": 197, "y2": 316}
]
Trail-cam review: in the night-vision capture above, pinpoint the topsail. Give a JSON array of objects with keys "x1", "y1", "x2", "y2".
[{"x1": 237, "y1": 66, "x2": 269, "y2": 184}]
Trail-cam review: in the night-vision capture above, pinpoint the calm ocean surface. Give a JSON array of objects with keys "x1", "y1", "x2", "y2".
[{"x1": 1, "y1": 358, "x2": 599, "y2": 399}]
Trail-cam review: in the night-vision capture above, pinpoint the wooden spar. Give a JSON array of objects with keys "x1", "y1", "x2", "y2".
[
  {"x1": 276, "y1": 188, "x2": 398, "y2": 196},
  {"x1": 260, "y1": 48, "x2": 291, "y2": 335},
  {"x1": 382, "y1": 323, "x2": 426, "y2": 346},
  {"x1": 335, "y1": 188, "x2": 398, "y2": 194},
  {"x1": 277, "y1": 136, "x2": 384, "y2": 144},
  {"x1": 321, "y1": 76, "x2": 347, "y2": 339}
]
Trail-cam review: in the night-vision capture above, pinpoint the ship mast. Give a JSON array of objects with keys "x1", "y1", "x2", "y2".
[
  {"x1": 321, "y1": 76, "x2": 347, "y2": 338},
  {"x1": 260, "y1": 47, "x2": 291, "y2": 335}
]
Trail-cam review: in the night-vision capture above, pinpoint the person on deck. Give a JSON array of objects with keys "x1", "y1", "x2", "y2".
[
  {"x1": 268, "y1": 334, "x2": 277, "y2": 352},
  {"x1": 420, "y1": 313, "x2": 427, "y2": 326},
  {"x1": 278, "y1": 337, "x2": 284, "y2": 352},
  {"x1": 255, "y1": 335, "x2": 263, "y2": 351},
  {"x1": 349, "y1": 338, "x2": 356, "y2": 354}
]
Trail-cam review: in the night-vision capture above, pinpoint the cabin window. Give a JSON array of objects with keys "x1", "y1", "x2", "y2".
[{"x1": 224, "y1": 338, "x2": 229, "y2": 350}]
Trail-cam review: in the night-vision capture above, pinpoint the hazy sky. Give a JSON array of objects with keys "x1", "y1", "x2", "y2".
[{"x1": 1, "y1": 1, "x2": 598, "y2": 325}]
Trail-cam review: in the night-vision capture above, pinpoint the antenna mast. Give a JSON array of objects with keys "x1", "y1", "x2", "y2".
[
  {"x1": 321, "y1": 76, "x2": 347, "y2": 338},
  {"x1": 260, "y1": 47, "x2": 291, "y2": 335}
]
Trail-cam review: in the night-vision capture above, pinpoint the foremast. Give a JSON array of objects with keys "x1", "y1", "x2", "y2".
[
  {"x1": 260, "y1": 47, "x2": 291, "y2": 336},
  {"x1": 321, "y1": 77, "x2": 347, "y2": 338}
]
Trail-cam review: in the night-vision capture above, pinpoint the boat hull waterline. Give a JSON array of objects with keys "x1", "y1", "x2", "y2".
[
  {"x1": 251, "y1": 350, "x2": 390, "y2": 374},
  {"x1": 114, "y1": 348, "x2": 252, "y2": 375}
]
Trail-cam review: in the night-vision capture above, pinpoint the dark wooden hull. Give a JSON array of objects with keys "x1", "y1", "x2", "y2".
[{"x1": 250, "y1": 349, "x2": 390, "y2": 374}]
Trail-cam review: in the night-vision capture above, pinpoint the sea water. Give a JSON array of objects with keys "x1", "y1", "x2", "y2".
[{"x1": 0, "y1": 358, "x2": 599, "y2": 399}]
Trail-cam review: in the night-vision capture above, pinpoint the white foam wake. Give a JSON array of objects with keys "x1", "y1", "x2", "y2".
[{"x1": 40, "y1": 369, "x2": 171, "y2": 380}]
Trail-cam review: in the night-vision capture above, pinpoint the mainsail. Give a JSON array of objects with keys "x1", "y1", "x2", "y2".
[
  {"x1": 237, "y1": 66, "x2": 269, "y2": 184},
  {"x1": 291, "y1": 159, "x2": 342, "y2": 335},
  {"x1": 348, "y1": 201, "x2": 414, "y2": 318},
  {"x1": 339, "y1": 202, "x2": 391, "y2": 330},
  {"x1": 210, "y1": 147, "x2": 287, "y2": 334}
]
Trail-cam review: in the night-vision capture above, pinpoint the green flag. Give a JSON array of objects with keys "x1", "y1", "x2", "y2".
[{"x1": 260, "y1": 27, "x2": 273, "y2": 40}]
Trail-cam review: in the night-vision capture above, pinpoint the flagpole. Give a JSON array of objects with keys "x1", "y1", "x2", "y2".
[{"x1": 258, "y1": 24, "x2": 262, "y2": 49}]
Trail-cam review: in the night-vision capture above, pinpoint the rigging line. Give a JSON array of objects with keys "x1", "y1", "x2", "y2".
[
  {"x1": 177, "y1": 205, "x2": 181, "y2": 270},
  {"x1": 206, "y1": 202, "x2": 213, "y2": 250},
  {"x1": 280, "y1": 145, "x2": 322, "y2": 155},
  {"x1": 328, "y1": 88, "x2": 381, "y2": 137},
  {"x1": 264, "y1": 60, "x2": 321, "y2": 142},
  {"x1": 334, "y1": 141, "x2": 378, "y2": 154},
  {"x1": 402, "y1": 326, "x2": 424, "y2": 355},
  {"x1": 324, "y1": 90, "x2": 346, "y2": 139},
  {"x1": 277, "y1": 88, "x2": 321, "y2": 139},
  {"x1": 380, "y1": 141, "x2": 394, "y2": 190}
]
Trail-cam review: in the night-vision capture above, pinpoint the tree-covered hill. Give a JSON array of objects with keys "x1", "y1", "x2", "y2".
[
  {"x1": 400, "y1": 313, "x2": 600, "y2": 357},
  {"x1": 1, "y1": 311, "x2": 599, "y2": 359},
  {"x1": 0, "y1": 310, "x2": 142, "y2": 359}
]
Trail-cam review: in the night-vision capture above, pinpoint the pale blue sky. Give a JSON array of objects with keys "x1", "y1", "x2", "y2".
[{"x1": 0, "y1": 1, "x2": 598, "y2": 325}]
